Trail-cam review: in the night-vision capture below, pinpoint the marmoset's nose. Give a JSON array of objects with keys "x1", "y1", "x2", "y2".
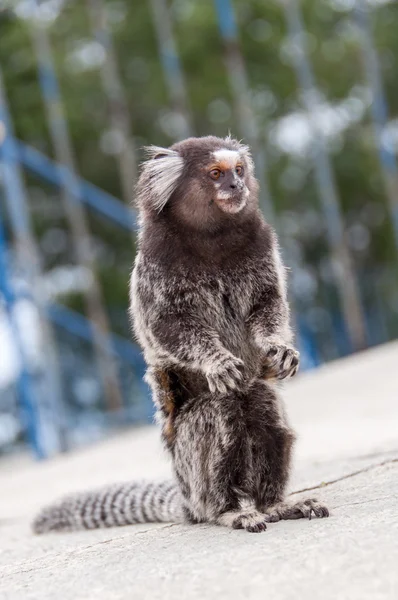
[{"x1": 229, "y1": 182, "x2": 237, "y2": 189}]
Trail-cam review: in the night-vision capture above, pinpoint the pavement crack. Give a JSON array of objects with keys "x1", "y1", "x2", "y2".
[
  {"x1": 0, "y1": 524, "x2": 185, "y2": 579},
  {"x1": 290, "y1": 457, "x2": 398, "y2": 496},
  {"x1": 134, "y1": 523, "x2": 181, "y2": 536},
  {"x1": 332, "y1": 494, "x2": 398, "y2": 509}
]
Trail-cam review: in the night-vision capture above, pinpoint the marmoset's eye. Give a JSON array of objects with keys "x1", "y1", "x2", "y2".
[
  {"x1": 209, "y1": 169, "x2": 222, "y2": 180},
  {"x1": 236, "y1": 165, "x2": 244, "y2": 177}
]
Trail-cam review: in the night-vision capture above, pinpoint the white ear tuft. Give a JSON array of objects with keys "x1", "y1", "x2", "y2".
[
  {"x1": 140, "y1": 146, "x2": 184, "y2": 212},
  {"x1": 144, "y1": 146, "x2": 175, "y2": 160}
]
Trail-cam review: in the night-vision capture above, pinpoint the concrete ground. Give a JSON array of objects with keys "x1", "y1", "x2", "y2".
[{"x1": 1, "y1": 341, "x2": 397, "y2": 600}]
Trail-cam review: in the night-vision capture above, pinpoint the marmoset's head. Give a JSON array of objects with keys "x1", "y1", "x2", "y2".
[{"x1": 136, "y1": 135, "x2": 259, "y2": 230}]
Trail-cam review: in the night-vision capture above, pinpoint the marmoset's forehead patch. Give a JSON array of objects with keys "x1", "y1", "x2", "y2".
[{"x1": 212, "y1": 149, "x2": 241, "y2": 170}]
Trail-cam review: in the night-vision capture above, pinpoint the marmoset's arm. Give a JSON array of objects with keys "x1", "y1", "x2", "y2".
[{"x1": 247, "y1": 239, "x2": 299, "y2": 380}]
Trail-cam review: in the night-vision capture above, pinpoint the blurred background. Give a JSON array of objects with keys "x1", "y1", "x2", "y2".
[{"x1": 0, "y1": 0, "x2": 397, "y2": 459}]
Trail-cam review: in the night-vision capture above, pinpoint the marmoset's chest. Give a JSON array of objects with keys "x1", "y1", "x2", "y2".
[
  {"x1": 214, "y1": 268, "x2": 256, "y2": 321},
  {"x1": 197, "y1": 256, "x2": 269, "y2": 326}
]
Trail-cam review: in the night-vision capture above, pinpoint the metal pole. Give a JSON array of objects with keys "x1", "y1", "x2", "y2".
[
  {"x1": 354, "y1": 4, "x2": 398, "y2": 253},
  {"x1": 282, "y1": 0, "x2": 367, "y2": 352},
  {"x1": 213, "y1": 0, "x2": 275, "y2": 225},
  {"x1": 148, "y1": 0, "x2": 193, "y2": 139},
  {"x1": 28, "y1": 0, "x2": 123, "y2": 410},
  {"x1": 0, "y1": 67, "x2": 67, "y2": 454},
  {"x1": 0, "y1": 208, "x2": 45, "y2": 458},
  {"x1": 86, "y1": 0, "x2": 138, "y2": 202}
]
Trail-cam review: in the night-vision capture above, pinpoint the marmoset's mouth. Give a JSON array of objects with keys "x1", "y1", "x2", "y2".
[{"x1": 216, "y1": 194, "x2": 247, "y2": 214}]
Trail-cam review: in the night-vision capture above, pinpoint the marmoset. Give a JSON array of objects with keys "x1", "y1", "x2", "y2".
[{"x1": 33, "y1": 135, "x2": 328, "y2": 534}]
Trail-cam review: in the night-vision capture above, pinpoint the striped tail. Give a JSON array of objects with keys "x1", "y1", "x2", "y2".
[{"x1": 32, "y1": 481, "x2": 184, "y2": 534}]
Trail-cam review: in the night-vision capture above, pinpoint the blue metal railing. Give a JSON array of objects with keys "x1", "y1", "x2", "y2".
[
  {"x1": 15, "y1": 141, "x2": 137, "y2": 232},
  {"x1": 0, "y1": 212, "x2": 45, "y2": 457}
]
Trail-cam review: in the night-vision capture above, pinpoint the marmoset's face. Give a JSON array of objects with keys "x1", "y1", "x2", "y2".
[
  {"x1": 167, "y1": 137, "x2": 258, "y2": 230},
  {"x1": 205, "y1": 148, "x2": 249, "y2": 215},
  {"x1": 137, "y1": 136, "x2": 259, "y2": 230}
]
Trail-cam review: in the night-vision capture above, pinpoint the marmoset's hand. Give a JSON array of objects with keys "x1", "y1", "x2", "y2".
[
  {"x1": 205, "y1": 352, "x2": 245, "y2": 394},
  {"x1": 262, "y1": 341, "x2": 300, "y2": 380}
]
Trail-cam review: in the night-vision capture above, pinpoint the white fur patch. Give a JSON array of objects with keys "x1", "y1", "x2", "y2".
[
  {"x1": 239, "y1": 499, "x2": 256, "y2": 512},
  {"x1": 212, "y1": 149, "x2": 240, "y2": 167},
  {"x1": 218, "y1": 511, "x2": 239, "y2": 527},
  {"x1": 216, "y1": 190, "x2": 234, "y2": 201},
  {"x1": 216, "y1": 195, "x2": 247, "y2": 214},
  {"x1": 142, "y1": 146, "x2": 184, "y2": 212}
]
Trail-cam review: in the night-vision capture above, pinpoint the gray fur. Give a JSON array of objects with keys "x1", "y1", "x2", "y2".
[{"x1": 32, "y1": 135, "x2": 328, "y2": 534}]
